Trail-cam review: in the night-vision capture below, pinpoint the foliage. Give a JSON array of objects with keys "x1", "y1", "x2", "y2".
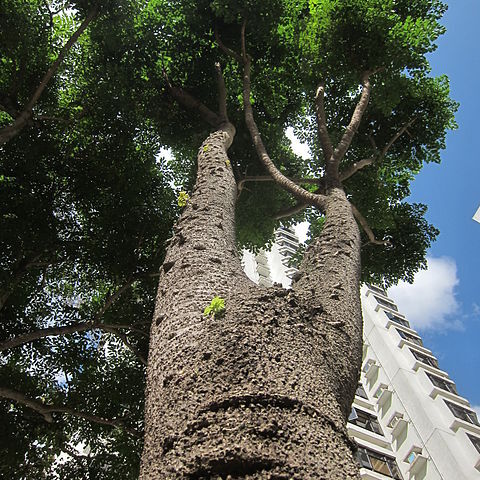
[
  {"x1": 203, "y1": 296, "x2": 226, "y2": 317},
  {"x1": 177, "y1": 191, "x2": 190, "y2": 207},
  {"x1": 0, "y1": 1, "x2": 176, "y2": 478}
]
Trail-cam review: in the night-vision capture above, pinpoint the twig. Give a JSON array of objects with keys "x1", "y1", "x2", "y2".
[
  {"x1": 163, "y1": 69, "x2": 222, "y2": 127},
  {"x1": 102, "y1": 327, "x2": 148, "y2": 366},
  {"x1": 340, "y1": 118, "x2": 417, "y2": 182},
  {"x1": 351, "y1": 203, "x2": 391, "y2": 247},
  {"x1": 215, "y1": 28, "x2": 243, "y2": 63}
]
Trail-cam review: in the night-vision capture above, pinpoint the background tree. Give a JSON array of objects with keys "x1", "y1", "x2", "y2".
[
  {"x1": 0, "y1": 0, "x2": 456, "y2": 478},
  {"x1": 1, "y1": 1, "x2": 176, "y2": 478}
]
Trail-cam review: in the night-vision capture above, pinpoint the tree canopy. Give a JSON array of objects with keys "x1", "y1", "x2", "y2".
[{"x1": 0, "y1": 0, "x2": 456, "y2": 478}]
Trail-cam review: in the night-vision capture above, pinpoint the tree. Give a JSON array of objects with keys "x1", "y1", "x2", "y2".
[
  {"x1": 0, "y1": 0, "x2": 456, "y2": 478},
  {"x1": 138, "y1": 1, "x2": 456, "y2": 478},
  {"x1": 1, "y1": 2, "x2": 176, "y2": 478}
]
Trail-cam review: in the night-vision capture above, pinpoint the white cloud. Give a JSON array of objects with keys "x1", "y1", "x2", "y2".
[{"x1": 387, "y1": 257, "x2": 462, "y2": 331}]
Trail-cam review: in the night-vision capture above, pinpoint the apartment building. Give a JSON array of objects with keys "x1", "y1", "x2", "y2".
[{"x1": 356, "y1": 283, "x2": 480, "y2": 480}]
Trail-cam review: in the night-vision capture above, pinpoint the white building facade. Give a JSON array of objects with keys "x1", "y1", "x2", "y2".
[
  {"x1": 356, "y1": 284, "x2": 480, "y2": 480},
  {"x1": 243, "y1": 228, "x2": 480, "y2": 480}
]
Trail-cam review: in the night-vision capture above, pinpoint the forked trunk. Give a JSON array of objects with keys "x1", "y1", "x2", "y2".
[{"x1": 140, "y1": 127, "x2": 363, "y2": 479}]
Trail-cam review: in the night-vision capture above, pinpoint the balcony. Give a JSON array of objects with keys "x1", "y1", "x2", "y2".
[
  {"x1": 363, "y1": 359, "x2": 380, "y2": 381},
  {"x1": 445, "y1": 400, "x2": 480, "y2": 435},
  {"x1": 387, "y1": 412, "x2": 409, "y2": 439},
  {"x1": 366, "y1": 283, "x2": 388, "y2": 297},
  {"x1": 348, "y1": 423, "x2": 391, "y2": 449},
  {"x1": 405, "y1": 448, "x2": 428, "y2": 477},
  {"x1": 372, "y1": 295, "x2": 399, "y2": 312},
  {"x1": 384, "y1": 311, "x2": 410, "y2": 329},
  {"x1": 429, "y1": 386, "x2": 470, "y2": 406},
  {"x1": 376, "y1": 388, "x2": 393, "y2": 408}
]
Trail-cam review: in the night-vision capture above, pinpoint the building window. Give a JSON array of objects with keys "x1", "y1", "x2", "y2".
[
  {"x1": 356, "y1": 383, "x2": 368, "y2": 399},
  {"x1": 349, "y1": 408, "x2": 384, "y2": 435},
  {"x1": 374, "y1": 295, "x2": 399, "y2": 311},
  {"x1": 388, "y1": 412, "x2": 404, "y2": 429},
  {"x1": 374, "y1": 383, "x2": 389, "y2": 399},
  {"x1": 410, "y1": 349, "x2": 439, "y2": 368},
  {"x1": 367, "y1": 283, "x2": 387, "y2": 296},
  {"x1": 467, "y1": 434, "x2": 480, "y2": 454},
  {"x1": 404, "y1": 447, "x2": 422, "y2": 464},
  {"x1": 426, "y1": 372, "x2": 458, "y2": 395},
  {"x1": 355, "y1": 446, "x2": 403, "y2": 479},
  {"x1": 363, "y1": 358, "x2": 377, "y2": 373},
  {"x1": 444, "y1": 400, "x2": 480, "y2": 426},
  {"x1": 396, "y1": 329, "x2": 423, "y2": 347},
  {"x1": 384, "y1": 311, "x2": 410, "y2": 328}
]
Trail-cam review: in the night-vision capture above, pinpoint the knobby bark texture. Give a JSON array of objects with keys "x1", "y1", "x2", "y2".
[{"x1": 140, "y1": 126, "x2": 362, "y2": 479}]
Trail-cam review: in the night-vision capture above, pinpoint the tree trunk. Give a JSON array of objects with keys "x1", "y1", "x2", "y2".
[{"x1": 140, "y1": 128, "x2": 362, "y2": 479}]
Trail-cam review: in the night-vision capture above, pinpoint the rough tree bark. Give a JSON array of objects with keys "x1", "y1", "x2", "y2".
[{"x1": 139, "y1": 120, "x2": 363, "y2": 477}]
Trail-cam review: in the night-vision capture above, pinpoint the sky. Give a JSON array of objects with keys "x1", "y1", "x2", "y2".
[
  {"x1": 387, "y1": 0, "x2": 480, "y2": 412},
  {"x1": 288, "y1": 1, "x2": 480, "y2": 412}
]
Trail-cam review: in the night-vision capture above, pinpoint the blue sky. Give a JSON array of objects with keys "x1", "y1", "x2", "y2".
[{"x1": 386, "y1": 0, "x2": 480, "y2": 412}]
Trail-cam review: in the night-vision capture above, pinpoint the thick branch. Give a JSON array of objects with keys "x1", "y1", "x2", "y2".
[
  {"x1": 315, "y1": 82, "x2": 334, "y2": 163},
  {"x1": 274, "y1": 201, "x2": 309, "y2": 220},
  {"x1": 339, "y1": 156, "x2": 375, "y2": 182},
  {"x1": 0, "y1": 387, "x2": 140, "y2": 437},
  {"x1": 215, "y1": 63, "x2": 228, "y2": 122},
  {"x1": 163, "y1": 70, "x2": 221, "y2": 128},
  {"x1": 351, "y1": 203, "x2": 391, "y2": 247},
  {"x1": 273, "y1": 183, "x2": 326, "y2": 220},
  {"x1": 237, "y1": 175, "x2": 322, "y2": 192},
  {"x1": 330, "y1": 73, "x2": 372, "y2": 179},
  {"x1": 241, "y1": 35, "x2": 326, "y2": 210},
  {"x1": 0, "y1": 4, "x2": 98, "y2": 145},
  {"x1": 215, "y1": 28, "x2": 243, "y2": 63},
  {"x1": 339, "y1": 118, "x2": 417, "y2": 182}
]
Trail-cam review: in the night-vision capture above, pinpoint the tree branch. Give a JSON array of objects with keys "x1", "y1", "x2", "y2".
[
  {"x1": 339, "y1": 156, "x2": 376, "y2": 182},
  {"x1": 102, "y1": 327, "x2": 147, "y2": 366},
  {"x1": 237, "y1": 175, "x2": 322, "y2": 192},
  {"x1": 0, "y1": 278, "x2": 147, "y2": 352},
  {"x1": 339, "y1": 118, "x2": 417, "y2": 182},
  {"x1": 330, "y1": 72, "x2": 373, "y2": 179},
  {"x1": 273, "y1": 183, "x2": 326, "y2": 220},
  {"x1": 315, "y1": 82, "x2": 334, "y2": 163},
  {"x1": 0, "y1": 387, "x2": 141, "y2": 437},
  {"x1": 351, "y1": 203, "x2": 391, "y2": 247},
  {"x1": 240, "y1": 27, "x2": 326, "y2": 211},
  {"x1": 215, "y1": 63, "x2": 228, "y2": 122},
  {"x1": 215, "y1": 28, "x2": 243, "y2": 63},
  {"x1": 163, "y1": 70, "x2": 222, "y2": 128},
  {"x1": 0, "y1": 4, "x2": 99, "y2": 145}
]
